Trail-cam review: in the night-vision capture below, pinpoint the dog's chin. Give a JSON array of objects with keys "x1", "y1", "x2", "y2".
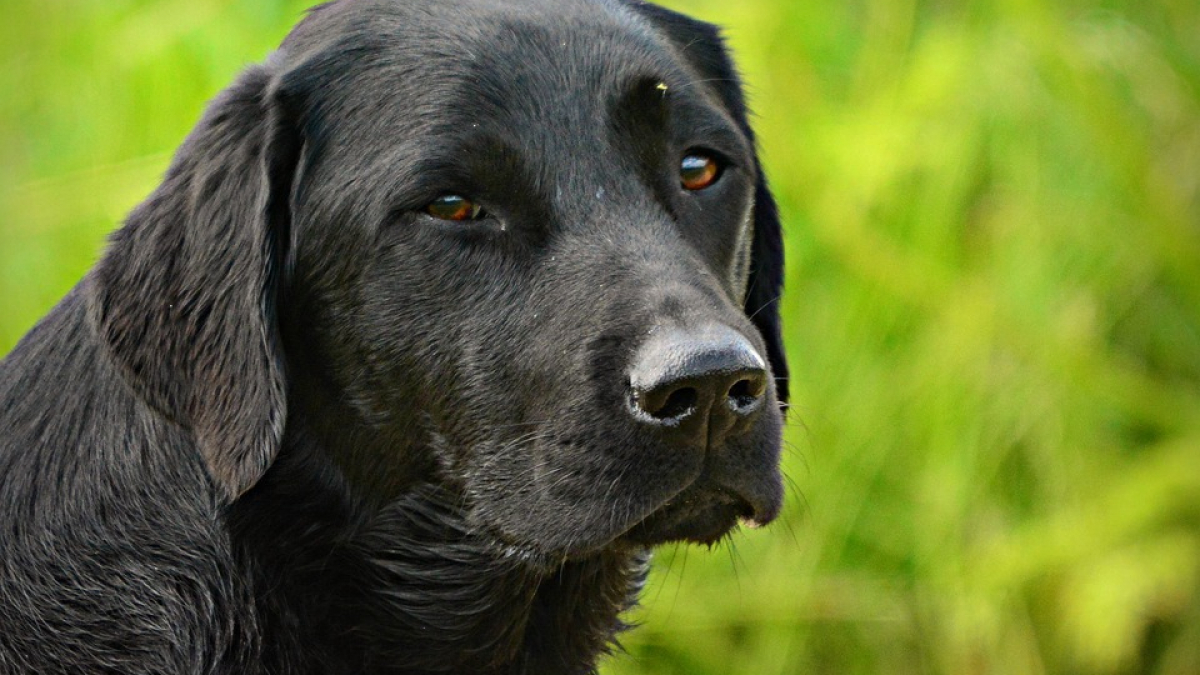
[
  {"x1": 618, "y1": 486, "x2": 759, "y2": 548},
  {"x1": 468, "y1": 487, "x2": 759, "y2": 562}
]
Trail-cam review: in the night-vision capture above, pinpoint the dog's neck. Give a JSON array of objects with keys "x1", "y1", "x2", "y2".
[{"x1": 228, "y1": 439, "x2": 649, "y2": 675}]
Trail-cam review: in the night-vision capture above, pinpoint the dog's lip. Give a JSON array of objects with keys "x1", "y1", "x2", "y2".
[
  {"x1": 469, "y1": 480, "x2": 774, "y2": 561},
  {"x1": 617, "y1": 486, "x2": 759, "y2": 547}
]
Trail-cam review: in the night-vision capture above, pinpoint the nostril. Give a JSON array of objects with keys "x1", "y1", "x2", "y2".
[
  {"x1": 726, "y1": 373, "x2": 767, "y2": 414},
  {"x1": 655, "y1": 387, "x2": 697, "y2": 420},
  {"x1": 634, "y1": 386, "x2": 698, "y2": 422}
]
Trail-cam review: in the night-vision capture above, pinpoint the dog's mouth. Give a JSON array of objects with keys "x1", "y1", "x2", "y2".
[
  {"x1": 461, "y1": 471, "x2": 777, "y2": 561},
  {"x1": 618, "y1": 484, "x2": 760, "y2": 548},
  {"x1": 456, "y1": 418, "x2": 783, "y2": 559}
]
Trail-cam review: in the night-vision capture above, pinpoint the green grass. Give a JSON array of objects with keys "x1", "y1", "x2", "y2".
[{"x1": 2, "y1": 1, "x2": 1198, "y2": 673}]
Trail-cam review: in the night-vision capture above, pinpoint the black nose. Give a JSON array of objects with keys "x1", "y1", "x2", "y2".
[{"x1": 627, "y1": 324, "x2": 768, "y2": 449}]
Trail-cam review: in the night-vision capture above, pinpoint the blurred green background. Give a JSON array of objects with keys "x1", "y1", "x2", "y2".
[{"x1": 2, "y1": 0, "x2": 1199, "y2": 673}]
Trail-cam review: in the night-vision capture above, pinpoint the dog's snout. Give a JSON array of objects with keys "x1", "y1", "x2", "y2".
[{"x1": 627, "y1": 324, "x2": 768, "y2": 448}]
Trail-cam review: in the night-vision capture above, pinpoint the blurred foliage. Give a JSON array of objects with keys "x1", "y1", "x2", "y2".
[{"x1": 2, "y1": 0, "x2": 1198, "y2": 673}]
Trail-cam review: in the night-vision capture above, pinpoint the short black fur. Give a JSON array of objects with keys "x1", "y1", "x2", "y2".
[{"x1": 0, "y1": 1, "x2": 786, "y2": 673}]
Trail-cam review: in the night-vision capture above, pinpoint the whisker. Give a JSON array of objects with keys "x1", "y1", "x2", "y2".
[
  {"x1": 746, "y1": 293, "x2": 782, "y2": 322},
  {"x1": 663, "y1": 545, "x2": 691, "y2": 623},
  {"x1": 724, "y1": 538, "x2": 744, "y2": 593},
  {"x1": 485, "y1": 419, "x2": 553, "y2": 431},
  {"x1": 669, "y1": 76, "x2": 738, "y2": 92}
]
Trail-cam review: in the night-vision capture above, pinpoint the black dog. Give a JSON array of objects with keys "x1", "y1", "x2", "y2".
[{"x1": 0, "y1": 0, "x2": 787, "y2": 672}]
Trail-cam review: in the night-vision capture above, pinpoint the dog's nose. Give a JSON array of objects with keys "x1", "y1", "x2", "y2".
[{"x1": 627, "y1": 324, "x2": 768, "y2": 449}]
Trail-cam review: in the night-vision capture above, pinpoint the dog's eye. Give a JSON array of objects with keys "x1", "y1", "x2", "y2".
[
  {"x1": 426, "y1": 195, "x2": 484, "y2": 221},
  {"x1": 680, "y1": 153, "x2": 722, "y2": 191}
]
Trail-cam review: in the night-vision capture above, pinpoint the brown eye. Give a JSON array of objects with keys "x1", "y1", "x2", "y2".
[
  {"x1": 426, "y1": 195, "x2": 483, "y2": 221},
  {"x1": 680, "y1": 153, "x2": 721, "y2": 191}
]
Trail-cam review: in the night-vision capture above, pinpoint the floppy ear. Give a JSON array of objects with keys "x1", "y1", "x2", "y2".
[
  {"x1": 91, "y1": 65, "x2": 302, "y2": 501},
  {"x1": 623, "y1": 1, "x2": 789, "y2": 403}
]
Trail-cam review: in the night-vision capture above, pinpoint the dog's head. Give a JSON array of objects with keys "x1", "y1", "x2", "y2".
[{"x1": 93, "y1": 0, "x2": 787, "y2": 559}]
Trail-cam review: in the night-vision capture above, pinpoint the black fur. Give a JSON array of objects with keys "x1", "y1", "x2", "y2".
[{"x1": 0, "y1": 0, "x2": 786, "y2": 673}]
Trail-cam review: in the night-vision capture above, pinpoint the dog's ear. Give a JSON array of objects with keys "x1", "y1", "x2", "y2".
[
  {"x1": 92, "y1": 66, "x2": 302, "y2": 501},
  {"x1": 624, "y1": 2, "x2": 789, "y2": 403}
]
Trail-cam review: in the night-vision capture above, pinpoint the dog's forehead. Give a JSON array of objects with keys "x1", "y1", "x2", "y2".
[
  {"x1": 276, "y1": 0, "x2": 742, "y2": 224},
  {"x1": 280, "y1": 0, "x2": 688, "y2": 132},
  {"x1": 288, "y1": 0, "x2": 655, "y2": 47}
]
